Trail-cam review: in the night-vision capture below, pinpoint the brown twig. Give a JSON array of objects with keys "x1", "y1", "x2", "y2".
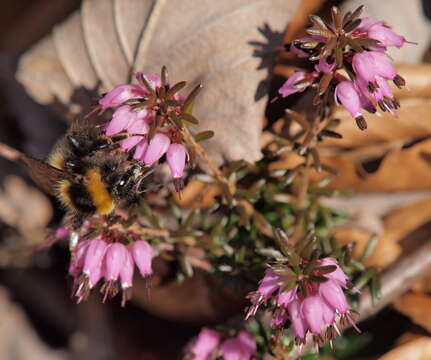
[
  {"x1": 358, "y1": 240, "x2": 431, "y2": 322},
  {"x1": 111, "y1": 223, "x2": 170, "y2": 237},
  {"x1": 181, "y1": 127, "x2": 236, "y2": 199}
]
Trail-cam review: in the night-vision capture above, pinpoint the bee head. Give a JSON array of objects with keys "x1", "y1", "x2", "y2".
[{"x1": 112, "y1": 163, "x2": 154, "y2": 198}]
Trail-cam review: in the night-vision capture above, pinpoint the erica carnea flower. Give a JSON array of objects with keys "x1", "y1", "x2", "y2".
[
  {"x1": 97, "y1": 67, "x2": 194, "y2": 191},
  {"x1": 220, "y1": 331, "x2": 256, "y2": 360},
  {"x1": 69, "y1": 236, "x2": 152, "y2": 306},
  {"x1": 186, "y1": 329, "x2": 220, "y2": 360},
  {"x1": 278, "y1": 71, "x2": 316, "y2": 98},
  {"x1": 185, "y1": 329, "x2": 256, "y2": 360},
  {"x1": 246, "y1": 257, "x2": 358, "y2": 349},
  {"x1": 99, "y1": 84, "x2": 146, "y2": 109},
  {"x1": 281, "y1": 5, "x2": 413, "y2": 130}
]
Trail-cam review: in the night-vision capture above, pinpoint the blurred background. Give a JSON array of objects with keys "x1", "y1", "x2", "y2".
[{"x1": 0, "y1": 0, "x2": 431, "y2": 359}]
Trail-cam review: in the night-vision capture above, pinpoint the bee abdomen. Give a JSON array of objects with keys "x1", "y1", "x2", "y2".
[
  {"x1": 57, "y1": 180, "x2": 96, "y2": 214},
  {"x1": 84, "y1": 168, "x2": 115, "y2": 215}
]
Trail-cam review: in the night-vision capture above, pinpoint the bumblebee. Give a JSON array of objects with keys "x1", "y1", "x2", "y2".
[{"x1": 0, "y1": 117, "x2": 152, "y2": 228}]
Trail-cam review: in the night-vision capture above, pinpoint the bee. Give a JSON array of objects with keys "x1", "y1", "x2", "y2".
[{"x1": 0, "y1": 117, "x2": 153, "y2": 228}]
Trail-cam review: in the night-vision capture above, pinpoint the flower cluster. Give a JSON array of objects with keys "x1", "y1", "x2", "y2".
[
  {"x1": 246, "y1": 257, "x2": 358, "y2": 349},
  {"x1": 185, "y1": 329, "x2": 256, "y2": 360},
  {"x1": 280, "y1": 6, "x2": 413, "y2": 130},
  {"x1": 99, "y1": 70, "x2": 190, "y2": 191},
  {"x1": 69, "y1": 235, "x2": 153, "y2": 306}
]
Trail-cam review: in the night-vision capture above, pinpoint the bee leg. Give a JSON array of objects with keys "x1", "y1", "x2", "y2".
[{"x1": 88, "y1": 133, "x2": 129, "y2": 155}]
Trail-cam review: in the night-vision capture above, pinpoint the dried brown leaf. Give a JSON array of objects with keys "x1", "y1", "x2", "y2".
[
  {"x1": 394, "y1": 293, "x2": 431, "y2": 333},
  {"x1": 17, "y1": 0, "x2": 300, "y2": 164},
  {"x1": 378, "y1": 336, "x2": 431, "y2": 360},
  {"x1": 0, "y1": 176, "x2": 52, "y2": 235}
]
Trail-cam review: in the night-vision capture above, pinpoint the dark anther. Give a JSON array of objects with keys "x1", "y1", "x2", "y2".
[
  {"x1": 355, "y1": 116, "x2": 367, "y2": 131},
  {"x1": 393, "y1": 74, "x2": 406, "y2": 88}
]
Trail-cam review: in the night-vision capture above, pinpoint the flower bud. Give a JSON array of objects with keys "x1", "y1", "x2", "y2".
[{"x1": 278, "y1": 72, "x2": 311, "y2": 98}]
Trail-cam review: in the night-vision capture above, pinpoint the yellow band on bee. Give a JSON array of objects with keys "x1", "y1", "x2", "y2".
[{"x1": 85, "y1": 168, "x2": 115, "y2": 215}]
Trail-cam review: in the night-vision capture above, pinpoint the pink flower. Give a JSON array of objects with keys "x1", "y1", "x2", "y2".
[
  {"x1": 69, "y1": 239, "x2": 90, "y2": 277},
  {"x1": 356, "y1": 17, "x2": 384, "y2": 33},
  {"x1": 82, "y1": 238, "x2": 108, "y2": 279},
  {"x1": 301, "y1": 295, "x2": 324, "y2": 335},
  {"x1": 352, "y1": 51, "x2": 397, "y2": 86},
  {"x1": 167, "y1": 143, "x2": 188, "y2": 179},
  {"x1": 133, "y1": 140, "x2": 148, "y2": 161},
  {"x1": 220, "y1": 331, "x2": 256, "y2": 360},
  {"x1": 131, "y1": 240, "x2": 153, "y2": 277},
  {"x1": 99, "y1": 85, "x2": 145, "y2": 109},
  {"x1": 334, "y1": 81, "x2": 362, "y2": 119},
  {"x1": 247, "y1": 257, "x2": 358, "y2": 347},
  {"x1": 278, "y1": 72, "x2": 312, "y2": 98},
  {"x1": 317, "y1": 257, "x2": 349, "y2": 287},
  {"x1": 246, "y1": 268, "x2": 281, "y2": 319},
  {"x1": 257, "y1": 268, "x2": 281, "y2": 298},
  {"x1": 103, "y1": 243, "x2": 129, "y2": 281},
  {"x1": 187, "y1": 329, "x2": 221, "y2": 360},
  {"x1": 315, "y1": 56, "x2": 336, "y2": 74},
  {"x1": 143, "y1": 133, "x2": 171, "y2": 166},
  {"x1": 106, "y1": 106, "x2": 134, "y2": 136},
  {"x1": 367, "y1": 23, "x2": 411, "y2": 48},
  {"x1": 55, "y1": 226, "x2": 69, "y2": 240},
  {"x1": 120, "y1": 250, "x2": 135, "y2": 307},
  {"x1": 287, "y1": 299, "x2": 308, "y2": 340},
  {"x1": 319, "y1": 280, "x2": 349, "y2": 314},
  {"x1": 275, "y1": 286, "x2": 297, "y2": 307},
  {"x1": 121, "y1": 136, "x2": 143, "y2": 151}
]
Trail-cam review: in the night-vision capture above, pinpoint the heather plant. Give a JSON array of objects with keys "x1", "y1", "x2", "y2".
[{"x1": 0, "y1": 4, "x2": 414, "y2": 360}]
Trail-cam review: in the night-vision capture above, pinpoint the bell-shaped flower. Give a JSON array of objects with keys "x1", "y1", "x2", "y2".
[
  {"x1": 167, "y1": 143, "x2": 188, "y2": 179},
  {"x1": 131, "y1": 240, "x2": 153, "y2": 277},
  {"x1": 187, "y1": 329, "x2": 221, "y2": 360},
  {"x1": 334, "y1": 81, "x2": 363, "y2": 119},
  {"x1": 143, "y1": 133, "x2": 171, "y2": 166}
]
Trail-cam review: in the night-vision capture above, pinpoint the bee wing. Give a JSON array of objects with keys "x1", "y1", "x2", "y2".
[
  {"x1": 20, "y1": 155, "x2": 75, "y2": 195},
  {"x1": 0, "y1": 143, "x2": 76, "y2": 195}
]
